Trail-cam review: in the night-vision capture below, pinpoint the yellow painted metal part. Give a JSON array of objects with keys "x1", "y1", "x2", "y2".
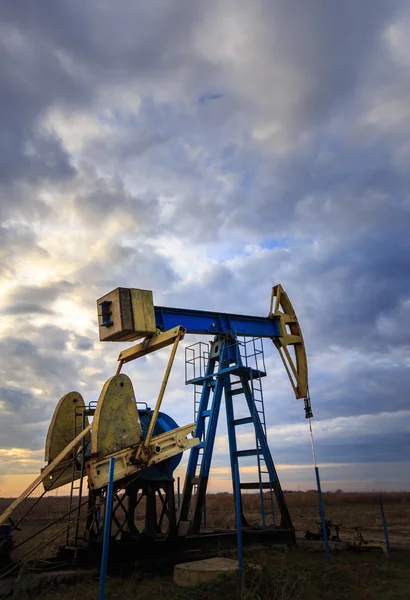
[
  {"x1": 97, "y1": 287, "x2": 135, "y2": 341},
  {"x1": 43, "y1": 391, "x2": 91, "y2": 492},
  {"x1": 45, "y1": 391, "x2": 89, "y2": 462},
  {"x1": 42, "y1": 459, "x2": 75, "y2": 492},
  {"x1": 97, "y1": 287, "x2": 156, "y2": 342},
  {"x1": 0, "y1": 424, "x2": 92, "y2": 527},
  {"x1": 130, "y1": 288, "x2": 156, "y2": 338},
  {"x1": 269, "y1": 284, "x2": 308, "y2": 399},
  {"x1": 86, "y1": 423, "x2": 199, "y2": 489},
  {"x1": 91, "y1": 374, "x2": 143, "y2": 456},
  {"x1": 142, "y1": 326, "x2": 184, "y2": 448},
  {"x1": 118, "y1": 326, "x2": 186, "y2": 364},
  {"x1": 86, "y1": 330, "x2": 197, "y2": 490}
]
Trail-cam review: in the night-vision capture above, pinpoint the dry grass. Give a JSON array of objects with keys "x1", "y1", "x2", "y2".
[
  {"x1": 2, "y1": 490, "x2": 410, "y2": 552},
  {"x1": 3, "y1": 491, "x2": 408, "y2": 520},
  {"x1": 202, "y1": 490, "x2": 410, "y2": 532},
  {"x1": 12, "y1": 549, "x2": 410, "y2": 600},
  {"x1": 0, "y1": 491, "x2": 410, "y2": 576}
]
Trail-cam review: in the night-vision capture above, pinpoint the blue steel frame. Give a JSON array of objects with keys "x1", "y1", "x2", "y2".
[
  {"x1": 178, "y1": 333, "x2": 293, "y2": 534},
  {"x1": 315, "y1": 466, "x2": 331, "y2": 564},
  {"x1": 99, "y1": 457, "x2": 115, "y2": 600},
  {"x1": 234, "y1": 463, "x2": 243, "y2": 582},
  {"x1": 378, "y1": 495, "x2": 391, "y2": 556},
  {"x1": 154, "y1": 306, "x2": 281, "y2": 338},
  {"x1": 179, "y1": 354, "x2": 221, "y2": 529}
]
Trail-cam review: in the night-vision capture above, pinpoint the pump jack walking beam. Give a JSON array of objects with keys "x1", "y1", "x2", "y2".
[
  {"x1": 96, "y1": 284, "x2": 310, "y2": 537},
  {"x1": 97, "y1": 285, "x2": 310, "y2": 404},
  {"x1": 269, "y1": 285, "x2": 309, "y2": 401}
]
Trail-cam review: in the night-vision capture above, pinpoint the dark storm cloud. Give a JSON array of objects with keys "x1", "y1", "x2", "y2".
[
  {"x1": 1, "y1": 281, "x2": 73, "y2": 315},
  {"x1": 0, "y1": 326, "x2": 70, "y2": 388},
  {"x1": 73, "y1": 335, "x2": 93, "y2": 351},
  {"x1": 0, "y1": 0, "x2": 404, "y2": 208},
  {"x1": 0, "y1": 323, "x2": 93, "y2": 391},
  {"x1": 72, "y1": 239, "x2": 179, "y2": 295},
  {"x1": 315, "y1": 432, "x2": 410, "y2": 464},
  {"x1": 171, "y1": 229, "x2": 410, "y2": 431},
  {"x1": 308, "y1": 361, "x2": 410, "y2": 419},
  {"x1": 173, "y1": 228, "x2": 410, "y2": 355},
  {"x1": 265, "y1": 431, "x2": 410, "y2": 466},
  {"x1": 0, "y1": 0, "x2": 207, "y2": 97},
  {"x1": 227, "y1": 144, "x2": 410, "y2": 241},
  {"x1": 0, "y1": 224, "x2": 48, "y2": 280},
  {"x1": 160, "y1": 119, "x2": 410, "y2": 244},
  {"x1": 72, "y1": 175, "x2": 161, "y2": 237},
  {"x1": 0, "y1": 323, "x2": 101, "y2": 450},
  {"x1": 0, "y1": 17, "x2": 78, "y2": 213},
  {"x1": 301, "y1": 232, "x2": 410, "y2": 350},
  {"x1": 0, "y1": 0, "x2": 409, "y2": 480},
  {"x1": 0, "y1": 386, "x2": 33, "y2": 413}
]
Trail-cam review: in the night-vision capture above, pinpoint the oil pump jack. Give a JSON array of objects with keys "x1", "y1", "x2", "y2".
[{"x1": 0, "y1": 285, "x2": 311, "y2": 565}]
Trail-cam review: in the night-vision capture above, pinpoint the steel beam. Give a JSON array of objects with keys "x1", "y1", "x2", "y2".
[{"x1": 154, "y1": 306, "x2": 281, "y2": 337}]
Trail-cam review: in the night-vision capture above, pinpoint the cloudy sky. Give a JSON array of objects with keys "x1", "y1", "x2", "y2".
[{"x1": 1, "y1": 0, "x2": 410, "y2": 497}]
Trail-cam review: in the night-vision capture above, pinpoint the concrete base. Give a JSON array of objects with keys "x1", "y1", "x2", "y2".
[{"x1": 174, "y1": 557, "x2": 240, "y2": 587}]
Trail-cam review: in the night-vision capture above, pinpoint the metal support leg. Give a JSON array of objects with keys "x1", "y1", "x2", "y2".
[
  {"x1": 98, "y1": 457, "x2": 115, "y2": 600},
  {"x1": 179, "y1": 357, "x2": 216, "y2": 525},
  {"x1": 225, "y1": 381, "x2": 248, "y2": 527},
  {"x1": 379, "y1": 495, "x2": 391, "y2": 556},
  {"x1": 315, "y1": 466, "x2": 330, "y2": 564},
  {"x1": 234, "y1": 463, "x2": 243, "y2": 583},
  {"x1": 240, "y1": 376, "x2": 293, "y2": 529},
  {"x1": 189, "y1": 376, "x2": 224, "y2": 533}
]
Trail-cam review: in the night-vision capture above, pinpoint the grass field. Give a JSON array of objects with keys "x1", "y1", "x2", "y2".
[
  {"x1": 1, "y1": 491, "x2": 409, "y2": 599},
  {"x1": 10, "y1": 548, "x2": 410, "y2": 600}
]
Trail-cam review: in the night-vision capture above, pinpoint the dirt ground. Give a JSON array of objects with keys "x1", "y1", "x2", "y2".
[
  {"x1": 208, "y1": 491, "x2": 410, "y2": 550},
  {"x1": 2, "y1": 490, "x2": 410, "y2": 559},
  {"x1": 1, "y1": 491, "x2": 409, "y2": 599},
  {"x1": 7, "y1": 549, "x2": 410, "y2": 600}
]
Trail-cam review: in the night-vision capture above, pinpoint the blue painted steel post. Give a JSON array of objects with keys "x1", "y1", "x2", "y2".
[
  {"x1": 234, "y1": 463, "x2": 243, "y2": 583},
  {"x1": 203, "y1": 494, "x2": 207, "y2": 528},
  {"x1": 98, "y1": 457, "x2": 115, "y2": 600},
  {"x1": 177, "y1": 476, "x2": 181, "y2": 513},
  {"x1": 240, "y1": 374, "x2": 293, "y2": 529},
  {"x1": 315, "y1": 466, "x2": 331, "y2": 564},
  {"x1": 378, "y1": 495, "x2": 391, "y2": 556}
]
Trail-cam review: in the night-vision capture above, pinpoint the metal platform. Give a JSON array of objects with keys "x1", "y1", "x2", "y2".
[{"x1": 57, "y1": 526, "x2": 296, "y2": 569}]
